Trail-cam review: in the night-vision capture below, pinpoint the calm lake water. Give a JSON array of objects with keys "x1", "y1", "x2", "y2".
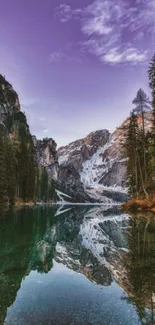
[{"x1": 0, "y1": 205, "x2": 155, "y2": 325}]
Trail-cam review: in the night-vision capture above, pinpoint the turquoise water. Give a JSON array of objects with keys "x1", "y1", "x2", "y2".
[{"x1": 0, "y1": 205, "x2": 155, "y2": 325}]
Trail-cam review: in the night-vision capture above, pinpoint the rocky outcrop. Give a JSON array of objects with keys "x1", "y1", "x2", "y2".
[
  {"x1": 0, "y1": 75, "x2": 20, "y2": 123},
  {"x1": 33, "y1": 136, "x2": 59, "y2": 180},
  {"x1": 57, "y1": 165, "x2": 92, "y2": 202},
  {"x1": 57, "y1": 130, "x2": 110, "y2": 201},
  {"x1": 58, "y1": 129, "x2": 110, "y2": 168},
  {"x1": 80, "y1": 120, "x2": 128, "y2": 191},
  {"x1": 56, "y1": 125, "x2": 128, "y2": 202}
]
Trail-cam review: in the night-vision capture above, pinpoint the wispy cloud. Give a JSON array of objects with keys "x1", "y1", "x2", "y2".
[
  {"x1": 49, "y1": 52, "x2": 64, "y2": 62},
  {"x1": 102, "y1": 48, "x2": 147, "y2": 64},
  {"x1": 38, "y1": 117, "x2": 45, "y2": 121},
  {"x1": 54, "y1": 4, "x2": 81, "y2": 23},
  {"x1": 55, "y1": 0, "x2": 155, "y2": 65},
  {"x1": 82, "y1": 1, "x2": 122, "y2": 36},
  {"x1": 49, "y1": 51, "x2": 82, "y2": 64}
]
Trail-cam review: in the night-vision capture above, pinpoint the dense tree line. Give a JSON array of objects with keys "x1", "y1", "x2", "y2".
[
  {"x1": 124, "y1": 55, "x2": 155, "y2": 197},
  {"x1": 0, "y1": 111, "x2": 56, "y2": 207}
]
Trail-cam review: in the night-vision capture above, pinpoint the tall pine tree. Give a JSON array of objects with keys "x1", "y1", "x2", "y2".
[
  {"x1": 148, "y1": 54, "x2": 155, "y2": 186},
  {"x1": 132, "y1": 89, "x2": 151, "y2": 184}
]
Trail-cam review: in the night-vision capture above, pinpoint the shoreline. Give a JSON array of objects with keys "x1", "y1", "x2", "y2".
[
  {"x1": 14, "y1": 200, "x2": 36, "y2": 208},
  {"x1": 121, "y1": 195, "x2": 155, "y2": 213}
]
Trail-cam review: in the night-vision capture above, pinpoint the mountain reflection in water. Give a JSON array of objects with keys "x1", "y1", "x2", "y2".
[{"x1": 0, "y1": 205, "x2": 155, "y2": 325}]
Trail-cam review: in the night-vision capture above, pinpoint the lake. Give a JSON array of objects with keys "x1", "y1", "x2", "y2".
[{"x1": 0, "y1": 205, "x2": 155, "y2": 325}]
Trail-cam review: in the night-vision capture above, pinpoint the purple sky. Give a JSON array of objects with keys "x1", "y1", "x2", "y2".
[{"x1": 0, "y1": 0, "x2": 155, "y2": 147}]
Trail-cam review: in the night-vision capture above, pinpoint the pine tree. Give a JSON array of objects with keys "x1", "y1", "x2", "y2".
[
  {"x1": 5, "y1": 138, "x2": 16, "y2": 205},
  {"x1": 132, "y1": 89, "x2": 151, "y2": 184},
  {"x1": 40, "y1": 168, "x2": 48, "y2": 202},
  {"x1": 0, "y1": 77, "x2": 38, "y2": 206},
  {"x1": 124, "y1": 112, "x2": 149, "y2": 197},
  {"x1": 25, "y1": 136, "x2": 36, "y2": 201},
  {"x1": 148, "y1": 54, "x2": 155, "y2": 187},
  {"x1": 125, "y1": 112, "x2": 139, "y2": 196}
]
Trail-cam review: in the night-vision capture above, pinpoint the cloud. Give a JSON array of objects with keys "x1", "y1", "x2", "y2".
[
  {"x1": 55, "y1": 0, "x2": 155, "y2": 65},
  {"x1": 49, "y1": 51, "x2": 82, "y2": 64},
  {"x1": 81, "y1": 0, "x2": 155, "y2": 37},
  {"x1": 102, "y1": 48, "x2": 147, "y2": 64},
  {"x1": 38, "y1": 117, "x2": 45, "y2": 121},
  {"x1": 55, "y1": 4, "x2": 72, "y2": 22},
  {"x1": 55, "y1": 4, "x2": 81, "y2": 23},
  {"x1": 49, "y1": 52, "x2": 64, "y2": 62},
  {"x1": 43, "y1": 129, "x2": 48, "y2": 133},
  {"x1": 82, "y1": 1, "x2": 122, "y2": 36}
]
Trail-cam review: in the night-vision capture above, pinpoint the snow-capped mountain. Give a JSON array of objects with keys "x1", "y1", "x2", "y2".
[
  {"x1": 34, "y1": 112, "x2": 152, "y2": 203},
  {"x1": 57, "y1": 120, "x2": 129, "y2": 202}
]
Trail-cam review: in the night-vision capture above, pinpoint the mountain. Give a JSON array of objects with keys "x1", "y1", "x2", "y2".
[
  {"x1": 1, "y1": 74, "x2": 152, "y2": 204},
  {"x1": 0, "y1": 75, "x2": 20, "y2": 123},
  {"x1": 34, "y1": 127, "x2": 128, "y2": 203},
  {"x1": 56, "y1": 112, "x2": 152, "y2": 202},
  {"x1": 0, "y1": 75, "x2": 37, "y2": 206},
  {"x1": 32, "y1": 136, "x2": 58, "y2": 181},
  {"x1": 0, "y1": 75, "x2": 57, "y2": 206},
  {"x1": 55, "y1": 124, "x2": 129, "y2": 202},
  {"x1": 57, "y1": 130, "x2": 112, "y2": 202}
]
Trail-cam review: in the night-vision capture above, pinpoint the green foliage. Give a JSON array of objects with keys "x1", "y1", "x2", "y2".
[
  {"x1": 0, "y1": 113, "x2": 55, "y2": 207},
  {"x1": 124, "y1": 55, "x2": 155, "y2": 197},
  {"x1": 124, "y1": 112, "x2": 144, "y2": 196},
  {"x1": 35, "y1": 166, "x2": 56, "y2": 203},
  {"x1": 148, "y1": 55, "x2": 155, "y2": 183},
  {"x1": 0, "y1": 75, "x2": 56, "y2": 208},
  {"x1": 124, "y1": 110, "x2": 154, "y2": 197}
]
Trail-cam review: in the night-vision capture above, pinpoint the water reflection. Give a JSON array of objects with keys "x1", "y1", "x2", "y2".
[
  {"x1": 122, "y1": 213, "x2": 155, "y2": 324},
  {"x1": 0, "y1": 205, "x2": 155, "y2": 324}
]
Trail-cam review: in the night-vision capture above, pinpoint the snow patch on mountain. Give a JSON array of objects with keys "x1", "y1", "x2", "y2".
[
  {"x1": 80, "y1": 141, "x2": 111, "y2": 187},
  {"x1": 56, "y1": 189, "x2": 72, "y2": 204},
  {"x1": 80, "y1": 131, "x2": 128, "y2": 195}
]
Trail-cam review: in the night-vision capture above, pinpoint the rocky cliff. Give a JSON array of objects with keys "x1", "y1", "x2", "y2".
[
  {"x1": 0, "y1": 75, "x2": 20, "y2": 123},
  {"x1": 32, "y1": 136, "x2": 59, "y2": 181},
  {"x1": 57, "y1": 125, "x2": 128, "y2": 202},
  {"x1": 57, "y1": 130, "x2": 110, "y2": 202},
  {"x1": 58, "y1": 129, "x2": 110, "y2": 167}
]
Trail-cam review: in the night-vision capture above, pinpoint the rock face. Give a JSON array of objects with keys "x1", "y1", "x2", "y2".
[
  {"x1": 33, "y1": 136, "x2": 59, "y2": 180},
  {"x1": 81, "y1": 120, "x2": 128, "y2": 190},
  {"x1": 57, "y1": 165, "x2": 91, "y2": 202},
  {"x1": 57, "y1": 126, "x2": 128, "y2": 202},
  {"x1": 58, "y1": 129, "x2": 110, "y2": 168},
  {"x1": 57, "y1": 130, "x2": 111, "y2": 201},
  {"x1": 0, "y1": 75, "x2": 20, "y2": 123}
]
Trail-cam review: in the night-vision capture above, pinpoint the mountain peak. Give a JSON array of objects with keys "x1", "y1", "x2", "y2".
[{"x1": 0, "y1": 74, "x2": 20, "y2": 123}]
